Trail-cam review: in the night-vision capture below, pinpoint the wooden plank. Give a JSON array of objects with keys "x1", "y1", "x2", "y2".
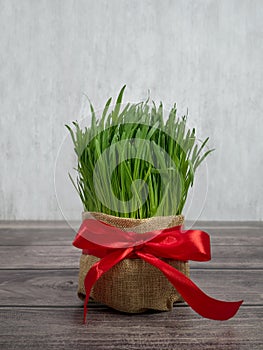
[
  {"x1": 0, "y1": 228, "x2": 76, "y2": 246},
  {"x1": 0, "y1": 269, "x2": 80, "y2": 307},
  {"x1": 0, "y1": 307, "x2": 262, "y2": 350},
  {"x1": 0, "y1": 269, "x2": 261, "y2": 307},
  {"x1": 209, "y1": 228, "x2": 263, "y2": 245},
  {"x1": 0, "y1": 246, "x2": 80, "y2": 268},
  {"x1": 0, "y1": 245, "x2": 261, "y2": 269},
  {"x1": 0, "y1": 223, "x2": 261, "y2": 350},
  {"x1": 0, "y1": 227, "x2": 262, "y2": 246}
]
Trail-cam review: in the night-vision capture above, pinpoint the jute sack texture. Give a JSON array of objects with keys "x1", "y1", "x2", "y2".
[{"x1": 78, "y1": 212, "x2": 190, "y2": 313}]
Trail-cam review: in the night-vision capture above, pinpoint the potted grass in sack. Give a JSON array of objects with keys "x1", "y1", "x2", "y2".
[{"x1": 67, "y1": 86, "x2": 242, "y2": 323}]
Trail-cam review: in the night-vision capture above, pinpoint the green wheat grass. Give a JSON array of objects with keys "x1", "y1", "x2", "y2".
[{"x1": 66, "y1": 86, "x2": 214, "y2": 219}]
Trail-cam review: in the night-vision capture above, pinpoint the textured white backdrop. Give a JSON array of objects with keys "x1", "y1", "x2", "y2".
[{"x1": 0, "y1": 0, "x2": 262, "y2": 221}]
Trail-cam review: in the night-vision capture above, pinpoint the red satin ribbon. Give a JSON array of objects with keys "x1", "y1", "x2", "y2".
[{"x1": 73, "y1": 219, "x2": 243, "y2": 323}]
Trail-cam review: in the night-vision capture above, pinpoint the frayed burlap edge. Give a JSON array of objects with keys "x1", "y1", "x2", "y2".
[{"x1": 77, "y1": 212, "x2": 189, "y2": 313}]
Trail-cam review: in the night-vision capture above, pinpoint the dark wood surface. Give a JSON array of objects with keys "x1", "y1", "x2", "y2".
[{"x1": 0, "y1": 221, "x2": 262, "y2": 349}]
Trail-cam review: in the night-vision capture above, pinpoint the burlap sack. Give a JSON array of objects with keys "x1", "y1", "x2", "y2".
[{"x1": 77, "y1": 212, "x2": 189, "y2": 313}]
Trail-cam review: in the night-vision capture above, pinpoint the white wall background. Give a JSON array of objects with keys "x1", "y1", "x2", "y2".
[{"x1": 0, "y1": 0, "x2": 262, "y2": 221}]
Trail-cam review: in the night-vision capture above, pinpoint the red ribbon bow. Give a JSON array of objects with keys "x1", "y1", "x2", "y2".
[{"x1": 73, "y1": 219, "x2": 243, "y2": 323}]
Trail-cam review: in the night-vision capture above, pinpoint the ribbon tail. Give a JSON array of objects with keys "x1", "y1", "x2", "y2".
[
  {"x1": 136, "y1": 252, "x2": 243, "y2": 321},
  {"x1": 83, "y1": 247, "x2": 133, "y2": 324}
]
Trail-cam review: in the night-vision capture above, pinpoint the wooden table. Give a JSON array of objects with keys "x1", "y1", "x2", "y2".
[{"x1": 0, "y1": 221, "x2": 262, "y2": 349}]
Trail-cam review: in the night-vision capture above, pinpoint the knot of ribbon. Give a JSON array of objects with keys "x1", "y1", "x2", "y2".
[{"x1": 73, "y1": 219, "x2": 243, "y2": 323}]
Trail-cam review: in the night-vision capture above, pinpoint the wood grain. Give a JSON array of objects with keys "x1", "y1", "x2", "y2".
[
  {"x1": 0, "y1": 245, "x2": 261, "y2": 269},
  {"x1": 0, "y1": 269, "x2": 261, "y2": 306},
  {"x1": 0, "y1": 307, "x2": 262, "y2": 350},
  {"x1": 0, "y1": 226, "x2": 262, "y2": 246},
  {"x1": 0, "y1": 222, "x2": 262, "y2": 349}
]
